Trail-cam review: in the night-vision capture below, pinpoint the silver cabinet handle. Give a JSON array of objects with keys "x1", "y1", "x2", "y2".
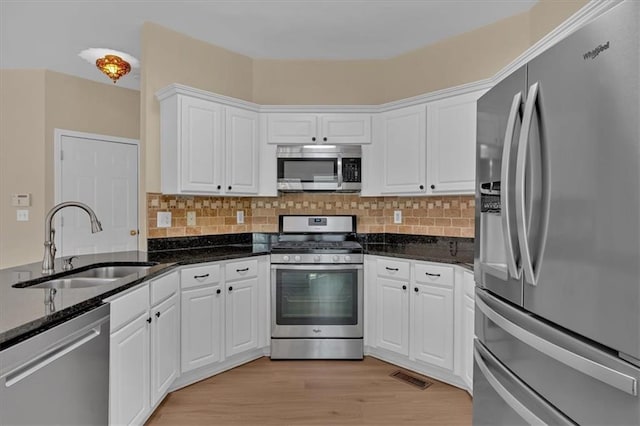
[
  {"x1": 476, "y1": 294, "x2": 637, "y2": 396},
  {"x1": 474, "y1": 342, "x2": 573, "y2": 425},
  {"x1": 5, "y1": 328, "x2": 100, "y2": 387},
  {"x1": 500, "y1": 91, "x2": 523, "y2": 279}
]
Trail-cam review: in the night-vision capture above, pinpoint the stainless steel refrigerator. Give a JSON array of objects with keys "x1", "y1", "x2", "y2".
[{"x1": 473, "y1": 1, "x2": 640, "y2": 424}]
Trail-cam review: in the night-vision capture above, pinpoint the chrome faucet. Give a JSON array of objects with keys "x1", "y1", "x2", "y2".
[{"x1": 42, "y1": 201, "x2": 103, "y2": 274}]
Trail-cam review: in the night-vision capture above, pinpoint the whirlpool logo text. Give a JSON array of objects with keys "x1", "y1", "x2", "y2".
[{"x1": 583, "y1": 41, "x2": 610, "y2": 60}]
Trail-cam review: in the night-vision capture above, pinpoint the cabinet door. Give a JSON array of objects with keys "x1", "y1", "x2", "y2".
[
  {"x1": 426, "y1": 92, "x2": 479, "y2": 194},
  {"x1": 110, "y1": 313, "x2": 150, "y2": 426},
  {"x1": 150, "y1": 293, "x2": 179, "y2": 407},
  {"x1": 319, "y1": 114, "x2": 371, "y2": 144},
  {"x1": 266, "y1": 113, "x2": 318, "y2": 144},
  {"x1": 226, "y1": 277, "x2": 259, "y2": 357},
  {"x1": 411, "y1": 283, "x2": 454, "y2": 370},
  {"x1": 181, "y1": 285, "x2": 223, "y2": 372},
  {"x1": 380, "y1": 105, "x2": 427, "y2": 194},
  {"x1": 225, "y1": 106, "x2": 259, "y2": 194},
  {"x1": 179, "y1": 96, "x2": 222, "y2": 193},
  {"x1": 462, "y1": 271, "x2": 475, "y2": 389},
  {"x1": 375, "y1": 276, "x2": 409, "y2": 356}
]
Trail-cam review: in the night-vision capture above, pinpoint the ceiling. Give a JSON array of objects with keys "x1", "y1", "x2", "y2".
[{"x1": 0, "y1": 1, "x2": 537, "y2": 90}]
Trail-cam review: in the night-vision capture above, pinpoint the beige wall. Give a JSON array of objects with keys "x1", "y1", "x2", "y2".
[
  {"x1": 0, "y1": 70, "x2": 140, "y2": 268},
  {"x1": 252, "y1": 59, "x2": 385, "y2": 105},
  {"x1": 0, "y1": 70, "x2": 47, "y2": 268},
  {"x1": 530, "y1": 0, "x2": 590, "y2": 45},
  {"x1": 141, "y1": 22, "x2": 254, "y2": 198}
]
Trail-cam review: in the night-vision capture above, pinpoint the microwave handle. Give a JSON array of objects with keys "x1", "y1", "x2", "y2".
[{"x1": 337, "y1": 155, "x2": 343, "y2": 188}]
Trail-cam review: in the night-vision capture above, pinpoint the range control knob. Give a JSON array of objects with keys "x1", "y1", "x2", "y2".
[
  {"x1": 332, "y1": 255, "x2": 340, "y2": 263},
  {"x1": 294, "y1": 255, "x2": 301, "y2": 263},
  {"x1": 314, "y1": 255, "x2": 321, "y2": 262},
  {"x1": 282, "y1": 255, "x2": 290, "y2": 262},
  {"x1": 344, "y1": 255, "x2": 352, "y2": 262}
]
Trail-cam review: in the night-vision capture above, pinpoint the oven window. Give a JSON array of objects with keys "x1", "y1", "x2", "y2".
[
  {"x1": 276, "y1": 269, "x2": 358, "y2": 325},
  {"x1": 279, "y1": 159, "x2": 337, "y2": 183}
]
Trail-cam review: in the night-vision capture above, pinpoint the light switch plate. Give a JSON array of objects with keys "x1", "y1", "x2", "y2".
[
  {"x1": 393, "y1": 210, "x2": 402, "y2": 224},
  {"x1": 157, "y1": 211, "x2": 172, "y2": 228},
  {"x1": 12, "y1": 193, "x2": 31, "y2": 207},
  {"x1": 187, "y1": 211, "x2": 196, "y2": 226},
  {"x1": 236, "y1": 210, "x2": 244, "y2": 224},
  {"x1": 17, "y1": 209, "x2": 29, "y2": 222}
]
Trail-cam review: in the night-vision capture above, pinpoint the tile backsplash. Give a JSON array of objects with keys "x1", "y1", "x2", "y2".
[{"x1": 147, "y1": 193, "x2": 475, "y2": 238}]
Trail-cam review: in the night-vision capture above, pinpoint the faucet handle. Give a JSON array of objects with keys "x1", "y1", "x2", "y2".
[{"x1": 62, "y1": 256, "x2": 77, "y2": 271}]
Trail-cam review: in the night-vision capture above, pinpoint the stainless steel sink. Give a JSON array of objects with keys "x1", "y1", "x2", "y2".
[
  {"x1": 14, "y1": 263, "x2": 157, "y2": 289},
  {"x1": 27, "y1": 277, "x2": 119, "y2": 289},
  {"x1": 70, "y1": 265, "x2": 153, "y2": 279}
]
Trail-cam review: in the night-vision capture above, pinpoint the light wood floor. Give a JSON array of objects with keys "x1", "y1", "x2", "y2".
[{"x1": 146, "y1": 356, "x2": 472, "y2": 426}]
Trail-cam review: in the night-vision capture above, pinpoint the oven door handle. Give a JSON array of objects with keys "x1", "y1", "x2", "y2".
[{"x1": 271, "y1": 264, "x2": 363, "y2": 271}]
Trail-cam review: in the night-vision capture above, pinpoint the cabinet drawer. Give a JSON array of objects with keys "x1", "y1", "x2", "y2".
[
  {"x1": 181, "y1": 264, "x2": 221, "y2": 289},
  {"x1": 110, "y1": 284, "x2": 149, "y2": 332},
  {"x1": 150, "y1": 272, "x2": 178, "y2": 306},
  {"x1": 376, "y1": 258, "x2": 410, "y2": 280},
  {"x1": 225, "y1": 259, "x2": 258, "y2": 282},
  {"x1": 415, "y1": 262, "x2": 454, "y2": 287}
]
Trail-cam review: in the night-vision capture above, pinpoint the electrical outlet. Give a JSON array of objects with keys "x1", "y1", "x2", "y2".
[
  {"x1": 16, "y1": 210, "x2": 29, "y2": 222},
  {"x1": 187, "y1": 211, "x2": 196, "y2": 226},
  {"x1": 393, "y1": 210, "x2": 402, "y2": 224},
  {"x1": 236, "y1": 210, "x2": 244, "y2": 224},
  {"x1": 157, "y1": 211, "x2": 172, "y2": 228}
]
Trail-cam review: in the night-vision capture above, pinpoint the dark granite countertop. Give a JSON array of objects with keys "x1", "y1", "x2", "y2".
[
  {"x1": 1, "y1": 233, "x2": 472, "y2": 350},
  {"x1": 359, "y1": 234, "x2": 474, "y2": 269},
  {"x1": 0, "y1": 242, "x2": 269, "y2": 350}
]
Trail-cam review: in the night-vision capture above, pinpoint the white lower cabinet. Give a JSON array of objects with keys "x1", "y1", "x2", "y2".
[
  {"x1": 225, "y1": 277, "x2": 259, "y2": 357},
  {"x1": 110, "y1": 311, "x2": 150, "y2": 426},
  {"x1": 410, "y1": 282, "x2": 454, "y2": 370},
  {"x1": 366, "y1": 255, "x2": 469, "y2": 391},
  {"x1": 109, "y1": 271, "x2": 179, "y2": 425},
  {"x1": 375, "y1": 276, "x2": 410, "y2": 356},
  {"x1": 460, "y1": 270, "x2": 475, "y2": 390},
  {"x1": 181, "y1": 283, "x2": 223, "y2": 372},
  {"x1": 150, "y1": 293, "x2": 180, "y2": 406},
  {"x1": 180, "y1": 257, "x2": 268, "y2": 376}
]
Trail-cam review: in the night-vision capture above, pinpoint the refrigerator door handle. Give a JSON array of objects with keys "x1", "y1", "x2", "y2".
[
  {"x1": 474, "y1": 341, "x2": 574, "y2": 426},
  {"x1": 476, "y1": 294, "x2": 638, "y2": 396},
  {"x1": 500, "y1": 91, "x2": 523, "y2": 279},
  {"x1": 515, "y1": 82, "x2": 550, "y2": 286}
]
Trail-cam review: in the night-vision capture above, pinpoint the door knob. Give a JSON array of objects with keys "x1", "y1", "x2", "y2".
[{"x1": 130, "y1": 230, "x2": 138, "y2": 236}]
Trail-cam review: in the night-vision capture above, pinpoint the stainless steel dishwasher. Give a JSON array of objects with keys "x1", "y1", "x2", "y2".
[{"x1": 1, "y1": 303, "x2": 110, "y2": 425}]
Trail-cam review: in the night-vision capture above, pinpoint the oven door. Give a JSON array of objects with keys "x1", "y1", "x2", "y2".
[
  {"x1": 277, "y1": 157, "x2": 339, "y2": 191},
  {"x1": 271, "y1": 264, "x2": 363, "y2": 338}
]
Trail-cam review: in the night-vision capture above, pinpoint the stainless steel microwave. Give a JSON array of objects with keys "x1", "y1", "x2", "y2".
[{"x1": 276, "y1": 145, "x2": 362, "y2": 192}]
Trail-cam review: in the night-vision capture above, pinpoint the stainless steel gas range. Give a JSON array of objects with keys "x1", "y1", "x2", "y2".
[{"x1": 270, "y1": 215, "x2": 363, "y2": 360}]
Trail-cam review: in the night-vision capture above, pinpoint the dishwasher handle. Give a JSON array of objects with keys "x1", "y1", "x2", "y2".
[{"x1": 5, "y1": 327, "x2": 101, "y2": 387}]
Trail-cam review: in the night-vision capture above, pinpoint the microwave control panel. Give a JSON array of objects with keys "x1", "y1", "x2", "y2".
[{"x1": 342, "y1": 158, "x2": 361, "y2": 182}]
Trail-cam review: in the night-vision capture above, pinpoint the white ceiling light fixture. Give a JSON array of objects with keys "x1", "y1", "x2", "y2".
[{"x1": 79, "y1": 48, "x2": 140, "y2": 83}]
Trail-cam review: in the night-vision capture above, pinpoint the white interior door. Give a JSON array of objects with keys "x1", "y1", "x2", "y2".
[{"x1": 57, "y1": 132, "x2": 138, "y2": 256}]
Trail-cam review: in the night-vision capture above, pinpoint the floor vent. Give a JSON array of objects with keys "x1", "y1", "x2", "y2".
[{"x1": 390, "y1": 370, "x2": 433, "y2": 390}]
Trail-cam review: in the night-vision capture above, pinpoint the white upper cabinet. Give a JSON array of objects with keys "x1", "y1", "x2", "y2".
[
  {"x1": 426, "y1": 91, "x2": 482, "y2": 195},
  {"x1": 225, "y1": 106, "x2": 259, "y2": 194},
  {"x1": 176, "y1": 96, "x2": 223, "y2": 194},
  {"x1": 266, "y1": 113, "x2": 371, "y2": 145},
  {"x1": 158, "y1": 90, "x2": 260, "y2": 196},
  {"x1": 378, "y1": 104, "x2": 427, "y2": 194}
]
